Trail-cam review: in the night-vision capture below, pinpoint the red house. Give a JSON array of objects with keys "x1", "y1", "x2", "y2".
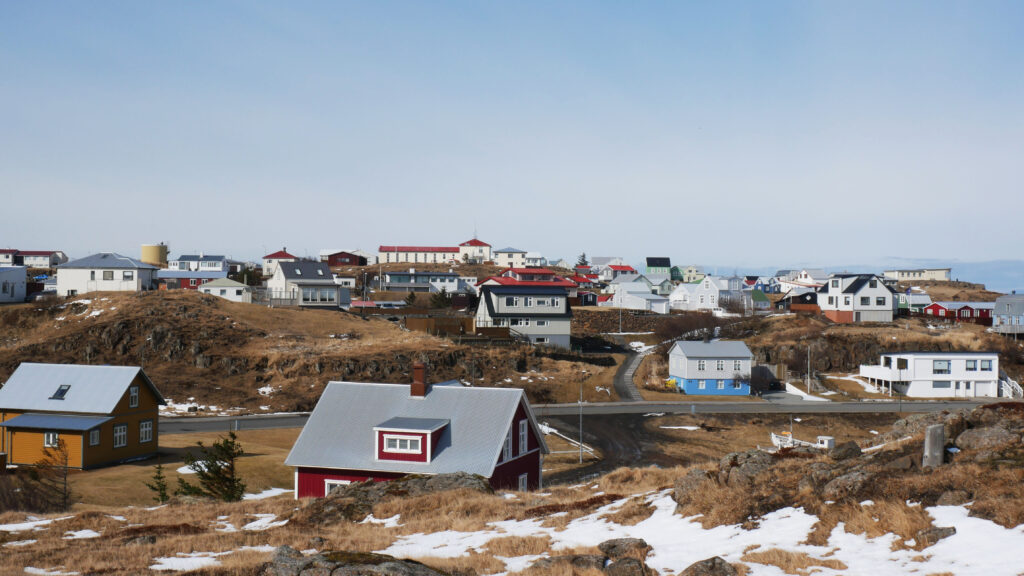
[
  {"x1": 285, "y1": 364, "x2": 549, "y2": 498},
  {"x1": 322, "y1": 251, "x2": 368, "y2": 267},
  {"x1": 924, "y1": 301, "x2": 994, "y2": 326}
]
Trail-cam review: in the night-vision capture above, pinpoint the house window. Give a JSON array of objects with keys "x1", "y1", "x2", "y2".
[
  {"x1": 89, "y1": 428, "x2": 100, "y2": 446},
  {"x1": 698, "y1": 360, "x2": 706, "y2": 371},
  {"x1": 897, "y1": 358, "x2": 908, "y2": 370},
  {"x1": 123, "y1": 271, "x2": 134, "y2": 281},
  {"x1": 383, "y1": 435, "x2": 422, "y2": 454},
  {"x1": 536, "y1": 320, "x2": 549, "y2": 327},
  {"x1": 536, "y1": 299, "x2": 548, "y2": 306},
  {"x1": 876, "y1": 297, "x2": 886, "y2": 306},
  {"x1": 698, "y1": 380, "x2": 706, "y2": 389},
  {"x1": 551, "y1": 298, "x2": 560, "y2": 307},
  {"x1": 518, "y1": 473, "x2": 528, "y2": 492},
  {"x1": 235, "y1": 289, "x2": 243, "y2": 296},
  {"x1": 113, "y1": 424, "x2": 127, "y2": 448},
  {"x1": 51, "y1": 385, "x2": 71, "y2": 400},
  {"x1": 716, "y1": 360, "x2": 724, "y2": 370},
  {"x1": 981, "y1": 360, "x2": 992, "y2": 371},
  {"x1": 103, "y1": 271, "x2": 114, "y2": 281},
  {"x1": 325, "y1": 479, "x2": 351, "y2": 496},
  {"x1": 519, "y1": 420, "x2": 528, "y2": 454},
  {"x1": 503, "y1": 430, "x2": 513, "y2": 461},
  {"x1": 966, "y1": 359, "x2": 977, "y2": 371},
  {"x1": 90, "y1": 271, "x2": 96, "y2": 281},
  {"x1": 717, "y1": 381, "x2": 725, "y2": 389},
  {"x1": 140, "y1": 420, "x2": 153, "y2": 443},
  {"x1": 190, "y1": 279, "x2": 198, "y2": 286},
  {"x1": 219, "y1": 289, "x2": 227, "y2": 295},
  {"x1": 933, "y1": 360, "x2": 951, "y2": 375},
  {"x1": 831, "y1": 280, "x2": 839, "y2": 288},
  {"x1": 828, "y1": 296, "x2": 835, "y2": 305},
  {"x1": 129, "y1": 385, "x2": 139, "y2": 408},
  {"x1": 524, "y1": 297, "x2": 533, "y2": 307},
  {"x1": 44, "y1": 432, "x2": 59, "y2": 448},
  {"x1": 732, "y1": 381, "x2": 742, "y2": 389},
  {"x1": 860, "y1": 297, "x2": 870, "y2": 306},
  {"x1": 535, "y1": 337, "x2": 548, "y2": 343},
  {"x1": 734, "y1": 360, "x2": 742, "y2": 371},
  {"x1": 933, "y1": 381, "x2": 951, "y2": 389},
  {"x1": 869, "y1": 280, "x2": 877, "y2": 288},
  {"x1": 844, "y1": 297, "x2": 851, "y2": 306},
  {"x1": 505, "y1": 297, "x2": 519, "y2": 307}
]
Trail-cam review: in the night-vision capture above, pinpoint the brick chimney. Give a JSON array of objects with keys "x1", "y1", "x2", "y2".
[{"x1": 411, "y1": 362, "x2": 428, "y2": 397}]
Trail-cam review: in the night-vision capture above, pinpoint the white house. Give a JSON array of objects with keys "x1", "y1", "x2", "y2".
[
  {"x1": 198, "y1": 277, "x2": 253, "y2": 303},
  {"x1": 267, "y1": 261, "x2": 350, "y2": 309},
  {"x1": 817, "y1": 274, "x2": 895, "y2": 323},
  {"x1": 56, "y1": 253, "x2": 158, "y2": 297},
  {"x1": 992, "y1": 294, "x2": 1024, "y2": 335},
  {"x1": 0, "y1": 250, "x2": 68, "y2": 268},
  {"x1": 883, "y1": 268, "x2": 952, "y2": 283},
  {"x1": 493, "y1": 248, "x2": 528, "y2": 269},
  {"x1": 612, "y1": 282, "x2": 670, "y2": 314},
  {"x1": 381, "y1": 269, "x2": 463, "y2": 293},
  {"x1": 669, "y1": 276, "x2": 743, "y2": 312},
  {"x1": 377, "y1": 239, "x2": 490, "y2": 265},
  {"x1": 0, "y1": 267, "x2": 27, "y2": 303},
  {"x1": 777, "y1": 269, "x2": 828, "y2": 293},
  {"x1": 525, "y1": 252, "x2": 547, "y2": 267},
  {"x1": 859, "y1": 352, "x2": 1011, "y2": 398},
  {"x1": 168, "y1": 254, "x2": 228, "y2": 272},
  {"x1": 262, "y1": 248, "x2": 297, "y2": 277},
  {"x1": 668, "y1": 340, "x2": 753, "y2": 396},
  {"x1": 475, "y1": 285, "x2": 571, "y2": 348}
]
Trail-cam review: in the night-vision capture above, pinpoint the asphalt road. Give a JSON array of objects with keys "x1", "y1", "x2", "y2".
[{"x1": 160, "y1": 398, "x2": 988, "y2": 435}]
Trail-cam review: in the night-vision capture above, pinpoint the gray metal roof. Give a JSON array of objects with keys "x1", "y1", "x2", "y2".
[
  {"x1": 0, "y1": 413, "x2": 113, "y2": 431},
  {"x1": 994, "y1": 294, "x2": 1024, "y2": 315},
  {"x1": 669, "y1": 340, "x2": 753, "y2": 359},
  {"x1": 279, "y1": 261, "x2": 334, "y2": 282},
  {"x1": 198, "y1": 278, "x2": 251, "y2": 289},
  {"x1": 0, "y1": 363, "x2": 166, "y2": 414},
  {"x1": 494, "y1": 247, "x2": 527, "y2": 254},
  {"x1": 174, "y1": 255, "x2": 226, "y2": 262},
  {"x1": 285, "y1": 381, "x2": 548, "y2": 477},
  {"x1": 375, "y1": 417, "x2": 450, "y2": 432},
  {"x1": 59, "y1": 252, "x2": 158, "y2": 270}
]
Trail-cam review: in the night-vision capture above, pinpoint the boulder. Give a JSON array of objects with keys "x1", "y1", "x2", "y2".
[
  {"x1": 294, "y1": 472, "x2": 492, "y2": 524},
  {"x1": 680, "y1": 556, "x2": 738, "y2": 576},
  {"x1": 598, "y1": 538, "x2": 651, "y2": 560},
  {"x1": 916, "y1": 526, "x2": 957, "y2": 547},
  {"x1": 883, "y1": 455, "x2": 915, "y2": 471},
  {"x1": 955, "y1": 426, "x2": 1018, "y2": 452},
  {"x1": 605, "y1": 558, "x2": 647, "y2": 576},
  {"x1": 718, "y1": 450, "x2": 774, "y2": 486},
  {"x1": 822, "y1": 470, "x2": 871, "y2": 501},
  {"x1": 529, "y1": 555, "x2": 607, "y2": 572},
  {"x1": 673, "y1": 469, "x2": 713, "y2": 506},
  {"x1": 829, "y1": 441, "x2": 862, "y2": 461},
  {"x1": 261, "y1": 547, "x2": 449, "y2": 576},
  {"x1": 967, "y1": 406, "x2": 1002, "y2": 428}
]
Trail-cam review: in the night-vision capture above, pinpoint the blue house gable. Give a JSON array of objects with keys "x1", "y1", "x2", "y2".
[{"x1": 667, "y1": 340, "x2": 753, "y2": 396}]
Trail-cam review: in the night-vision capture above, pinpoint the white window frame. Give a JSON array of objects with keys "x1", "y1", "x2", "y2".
[
  {"x1": 381, "y1": 434, "x2": 422, "y2": 454},
  {"x1": 716, "y1": 360, "x2": 725, "y2": 371},
  {"x1": 518, "y1": 473, "x2": 528, "y2": 492},
  {"x1": 503, "y1": 430, "x2": 513, "y2": 461},
  {"x1": 89, "y1": 428, "x2": 100, "y2": 446},
  {"x1": 325, "y1": 479, "x2": 351, "y2": 496},
  {"x1": 44, "y1": 431, "x2": 59, "y2": 448},
  {"x1": 966, "y1": 359, "x2": 977, "y2": 371},
  {"x1": 518, "y1": 420, "x2": 528, "y2": 455},
  {"x1": 113, "y1": 424, "x2": 127, "y2": 448},
  {"x1": 733, "y1": 360, "x2": 742, "y2": 371},
  {"x1": 698, "y1": 380, "x2": 706, "y2": 389},
  {"x1": 981, "y1": 360, "x2": 992, "y2": 371},
  {"x1": 698, "y1": 360, "x2": 706, "y2": 371},
  {"x1": 717, "y1": 380, "x2": 725, "y2": 389},
  {"x1": 140, "y1": 420, "x2": 153, "y2": 443},
  {"x1": 129, "y1": 385, "x2": 139, "y2": 408}
]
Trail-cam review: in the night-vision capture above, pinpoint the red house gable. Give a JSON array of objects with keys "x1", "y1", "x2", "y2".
[
  {"x1": 459, "y1": 238, "x2": 490, "y2": 247},
  {"x1": 264, "y1": 250, "x2": 296, "y2": 260}
]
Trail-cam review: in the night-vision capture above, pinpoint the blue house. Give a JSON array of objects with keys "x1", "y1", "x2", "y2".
[{"x1": 668, "y1": 341, "x2": 753, "y2": 396}]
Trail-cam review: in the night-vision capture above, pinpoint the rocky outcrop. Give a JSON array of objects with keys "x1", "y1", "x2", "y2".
[
  {"x1": 294, "y1": 473, "x2": 492, "y2": 525},
  {"x1": 262, "y1": 546, "x2": 448, "y2": 576},
  {"x1": 672, "y1": 469, "x2": 713, "y2": 506},
  {"x1": 916, "y1": 526, "x2": 957, "y2": 547},
  {"x1": 829, "y1": 441, "x2": 862, "y2": 461},
  {"x1": 954, "y1": 426, "x2": 1019, "y2": 452},
  {"x1": 529, "y1": 538, "x2": 653, "y2": 576},
  {"x1": 680, "y1": 556, "x2": 738, "y2": 576},
  {"x1": 718, "y1": 450, "x2": 775, "y2": 486}
]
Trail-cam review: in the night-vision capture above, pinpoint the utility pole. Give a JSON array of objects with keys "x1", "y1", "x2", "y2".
[
  {"x1": 806, "y1": 346, "x2": 811, "y2": 394},
  {"x1": 578, "y1": 380, "x2": 583, "y2": 463}
]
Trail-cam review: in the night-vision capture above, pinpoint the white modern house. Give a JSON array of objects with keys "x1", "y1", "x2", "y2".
[
  {"x1": 859, "y1": 352, "x2": 1018, "y2": 398},
  {"x1": 493, "y1": 248, "x2": 528, "y2": 269},
  {"x1": 56, "y1": 253, "x2": 158, "y2": 297},
  {"x1": 817, "y1": 274, "x2": 896, "y2": 323},
  {"x1": 524, "y1": 252, "x2": 547, "y2": 267},
  {"x1": 168, "y1": 254, "x2": 229, "y2": 272},
  {"x1": 612, "y1": 282, "x2": 670, "y2": 314},
  {"x1": 475, "y1": 285, "x2": 571, "y2": 348},
  {"x1": 883, "y1": 268, "x2": 952, "y2": 282},
  {"x1": 0, "y1": 267, "x2": 27, "y2": 303},
  {"x1": 267, "y1": 261, "x2": 350, "y2": 309},
  {"x1": 198, "y1": 277, "x2": 253, "y2": 303}
]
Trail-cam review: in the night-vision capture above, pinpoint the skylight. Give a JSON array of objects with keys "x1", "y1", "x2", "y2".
[
  {"x1": 295, "y1": 269, "x2": 302, "y2": 275},
  {"x1": 51, "y1": 384, "x2": 71, "y2": 400}
]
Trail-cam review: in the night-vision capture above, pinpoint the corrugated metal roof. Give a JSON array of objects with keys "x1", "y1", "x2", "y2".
[
  {"x1": 670, "y1": 340, "x2": 752, "y2": 359},
  {"x1": 375, "y1": 417, "x2": 450, "y2": 432},
  {"x1": 494, "y1": 247, "x2": 527, "y2": 253},
  {"x1": 285, "y1": 381, "x2": 548, "y2": 476},
  {"x1": 0, "y1": 413, "x2": 113, "y2": 431},
  {"x1": 173, "y1": 255, "x2": 226, "y2": 262},
  {"x1": 0, "y1": 363, "x2": 165, "y2": 414},
  {"x1": 157, "y1": 270, "x2": 228, "y2": 280},
  {"x1": 198, "y1": 278, "x2": 250, "y2": 289},
  {"x1": 59, "y1": 252, "x2": 157, "y2": 270},
  {"x1": 279, "y1": 261, "x2": 334, "y2": 281}
]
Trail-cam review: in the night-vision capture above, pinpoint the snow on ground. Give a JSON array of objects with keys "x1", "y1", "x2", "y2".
[
  {"x1": 380, "y1": 491, "x2": 1024, "y2": 576},
  {"x1": 150, "y1": 545, "x2": 276, "y2": 572},
  {"x1": 830, "y1": 374, "x2": 879, "y2": 393},
  {"x1": 62, "y1": 529, "x2": 100, "y2": 539},
  {"x1": 242, "y1": 487, "x2": 292, "y2": 501},
  {"x1": 257, "y1": 386, "x2": 274, "y2": 396},
  {"x1": 361, "y1": 514, "x2": 402, "y2": 528},
  {"x1": 660, "y1": 425, "x2": 700, "y2": 431},
  {"x1": 242, "y1": 514, "x2": 288, "y2": 531},
  {"x1": 0, "y1": 516, "x2": 74, "y2": 533},
  {"x1": 785, "y1": 383, "x2": 830, "y2": 402},
  {"x1": 24, "y1": 568, "x2": 78, "y2": 576},
  {"x1": 3, "y1": 539, "x2": 36, "y2": 547},
  {"x1": 211, "y1": 517, "x2": 237, "y2": 533}
]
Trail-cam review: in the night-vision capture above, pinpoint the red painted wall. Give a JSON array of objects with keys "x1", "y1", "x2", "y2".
[
  {"x1": 296, "y1": 467, "x2": 405, "y2": 498},
  {"x1": 376, "y1": 431, "x2": 429, "y2": 463},
  {"x1": 327, "y1": 252, "x2": 367, "y2": 266},
  {"x1": 492, "y1": 449, "x2": 542, "y2": 491}
]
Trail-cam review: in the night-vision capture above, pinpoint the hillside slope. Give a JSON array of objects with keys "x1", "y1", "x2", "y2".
[{"x1": 0, "y1": 292, "x2": 617, "y2": 413}]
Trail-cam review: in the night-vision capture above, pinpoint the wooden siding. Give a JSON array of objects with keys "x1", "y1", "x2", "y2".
[
  {"x1": 1, "y1": 410, "x2": 22, "y2": 454},
  {"x1": 296, "y1": 467, "x2": 404, "y2": 498},
  {"x1": 10, "y1": 430, "x2": 84, "y2": 468}
]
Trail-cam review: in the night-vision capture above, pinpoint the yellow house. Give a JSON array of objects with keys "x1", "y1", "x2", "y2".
[{"x1": 0, "y1": 363, "x2": 166, "y2": 469}]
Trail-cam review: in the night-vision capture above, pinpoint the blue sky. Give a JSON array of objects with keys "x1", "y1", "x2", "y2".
[{"x1": 2, "y1": 2, "x2": 1022, "y2": 277}]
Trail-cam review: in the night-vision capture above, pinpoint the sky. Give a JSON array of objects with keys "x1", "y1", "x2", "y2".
[{"x1": 2, "y1": 1, "x2": 1023, "y2": 276}]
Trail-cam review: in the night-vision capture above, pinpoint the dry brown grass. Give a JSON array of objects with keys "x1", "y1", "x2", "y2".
[
  {"x1": 373, "y1": 488, "x2": 517, "y2": 534},
  {"x1": 483, "y1": 535, "x2": 553, "y2": 556},
  {"x1": 599, "y1": 495, "x2": 655, "y2": 526},
  {"x1": 597, "y1": 465, "x2": 685, "y2": 494},
  {"x1": 413, "y1": 551, "x2": 508, "y2": 575},
  {"x1": 806, "y1": 500, "x2": 934, "y2": 550},
  {"x1": 740, "y1": 548, "x2": 847, "y2": 575}
]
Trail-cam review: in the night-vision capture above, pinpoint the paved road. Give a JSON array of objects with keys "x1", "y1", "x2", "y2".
[
  {"x1": 612, "y1": 352, "x2": 645, "y2": 401},
  {"x1": 534, "y1": 399, "x2": 988, "y2": 417},
  {"x1": 161, "y1": 413, "x2": 309, "y2": 434}
]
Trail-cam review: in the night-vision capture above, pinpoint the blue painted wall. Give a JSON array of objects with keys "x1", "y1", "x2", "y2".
[{"x1": 669, "y1": 377, "x2": 750, "y2": 396}]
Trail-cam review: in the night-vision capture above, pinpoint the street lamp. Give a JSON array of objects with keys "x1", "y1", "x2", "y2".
[{"x1": 578, "y1": 378, "x2": 584, "y2": 463}]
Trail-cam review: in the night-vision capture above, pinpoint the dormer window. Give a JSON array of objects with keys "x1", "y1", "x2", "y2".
[
  {"x1": 383, "y1": 435, "x2": 421, "y2": 453},
  {"x1": 51, "y1": 385, "x2": 71, "y2": 400},
  {"x1": 375, "y1": 417, "x2": 447, "y2": 463}
]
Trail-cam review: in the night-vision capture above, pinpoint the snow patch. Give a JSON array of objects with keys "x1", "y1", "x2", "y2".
[
  {"x1": 63, "y1": 529, "x2": 100, "y2": 539},
  {"x1": 242, "y1": 487, "x2": 292, "y2": 501},
  {"x1": 242, "y1": 514, "x2": 288, "y2": 531},
  {"x1": 660, "y1": 426, "x2": 700, "y2": 431}
]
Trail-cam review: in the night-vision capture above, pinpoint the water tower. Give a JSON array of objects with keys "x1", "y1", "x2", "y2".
[{"x1": 141, "y1": 242, "x2": 169, "y2": 268}]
